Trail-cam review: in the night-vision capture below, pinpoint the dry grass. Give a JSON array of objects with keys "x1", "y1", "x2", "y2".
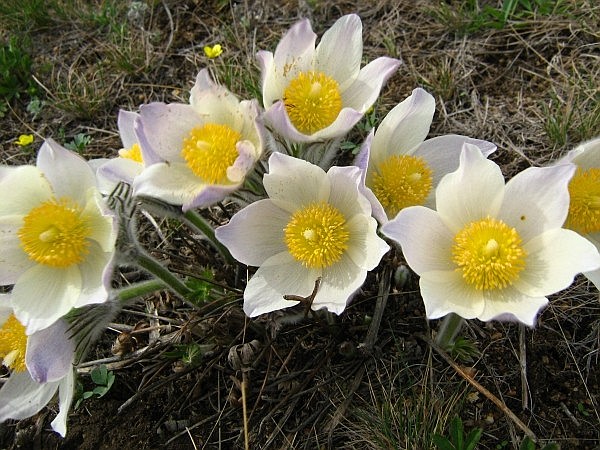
[{"x1": 1, "y1": 1, "x2": 600, "y2": 449}]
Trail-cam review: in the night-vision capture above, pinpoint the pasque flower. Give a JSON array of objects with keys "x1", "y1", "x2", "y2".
[
  {"x1": 216, "y1": 153, "x2": 389, "y2": 317},
  {"x1": 0, "y1": 139, "x2": 117, "y2": 333},
  {"x1": 257, "y1": 14, "x2": 400, "y2": 142},
  {"x1": 0, "y1": 296, "x2": 75, "y2": 437},
  {"x1": 93, "y1": 110, "x2": 145, "y2": 195},
  {"x1": 133, "y1": 69, "x2": 265, "y2": 210},
  {"x1": 381, "y1": 144, "x2": 600, "y2": 326},
  {"x1": 559, "y1": 136, "x2": 600, "y2": 289},
  {"x1": 355, "y1": 88, "x2": 496, "y2": 223}
]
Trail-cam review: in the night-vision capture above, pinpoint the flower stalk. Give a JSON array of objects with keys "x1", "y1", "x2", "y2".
[{"x1": 434, "y1": 312, "x2": 465, "y2": 349}]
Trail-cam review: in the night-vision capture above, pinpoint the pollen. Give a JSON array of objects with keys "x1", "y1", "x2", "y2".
[
  {"x1": 0, "y1": 314, "x2": 28, "y2": 373},
  {"x1": 181, "y1": 123, "x2": 241, "y2": 184},
  {"x1": 452, "y1": 216, "x2": 527, "y2": 291},
  {"x1": 370, "y1": 155, "x2": 433, "y2": 218},
  {"x1": 18, "y1": 198, "x2": 92, "y2": 268},
  {"x1": 283, "y1": 71, "x2": 343, "y2": 135},
  {"x1": 566, "y1": 167, "x2": 600, "y2": 234},
  {"x1": 118, "y1": 143, "x2": 143, "y2": 163},
  {"x1": 284, "y1": 202, "x2": 350, "y2": 269}
]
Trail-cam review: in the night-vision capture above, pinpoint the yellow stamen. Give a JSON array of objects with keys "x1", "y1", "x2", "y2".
[
  {"x1": 452, "y1": 216, "x2": 526, "y2": 290},
  {"x1": 18, "y1": 198, "x2": 91, "y2": 268},
  {"x1": 0, "y1": 314, "x2": 27, "y2": 373},
  {"x1": 370, "y1": 155, "x2": 433, "y2": 218},
  {"x1": 181, "y1": 123, "x2": 241, "y2": 184},
  {"x1": 118, "y1": 143, "x2": 143, "y2": 163},
  {"x1": 283, "y1": 71, "x2": 342, "y2": 135},
  {"x1": 566, "y1": 167, "x2": 600, "y2": 234},
  {"x1": 284, "y1": 202, "x2": 350, "y2": 268}
]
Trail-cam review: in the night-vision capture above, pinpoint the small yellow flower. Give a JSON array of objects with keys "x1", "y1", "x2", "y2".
[
  {"x1": 15, "y1": 134, "x2": 34, "y2": 146},
  {"x1": 204, "y1": 44, "x2": 223, "y2": 59}
]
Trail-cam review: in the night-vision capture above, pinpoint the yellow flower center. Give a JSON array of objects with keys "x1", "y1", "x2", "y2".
[
  {"x1": 370, "y1": 155, "x2": 433, "y2": 218},
  {"x1": 284, "y1": 202, "x2": 350, "y2": 269},
  {"x1": 566, "y1": 167, "x2": 600, "y2": 234},
  {"x1": 118, "y1": 143, "x2": 143, "y2": 163},
  {"x1": 283, "y1": 71, "x2": 342, "y2": 135},
  {"x1": 452, "y1": 216, "x2": 527, "y2": 290},
  {"x1": 0, "y1": 314, "x2": 28, "y2": 373},
  {"x1": 18, "y1": 198, "x2": 91, "y2": 268},
  {"x1": 181, "y1": 123, "x2": 241, "y2": 184}
]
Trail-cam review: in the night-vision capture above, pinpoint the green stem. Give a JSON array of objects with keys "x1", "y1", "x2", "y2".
[
  {"x1": 135, "y1": 250, "x2": 192, "y2": 300},
  {"x1": 435, "y1": 312, "x2": 465, "y2": 349},
  {"x1": 183, "y1": 209, "x2": 234, "y2": 264},
  {"x1": 114, "y1": 279, "x2": 166, "y2": 305}
]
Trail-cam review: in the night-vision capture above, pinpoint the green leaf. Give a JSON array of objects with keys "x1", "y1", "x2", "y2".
[
  {"x1": 519, "y1": 437, "x2": 535, "y2": 450},
  {"x1": 91, "y1": 365, "x2": 108, "y2": 384},
  {"x1": 464, "y1": 427, "x2": 483, "y2": 450},
  {"x1": 432, "y1": 434, "x2": 456, "y2": 450},
  {"x1": 450, "y1": 416, "x2": 464, "y2": 448}
]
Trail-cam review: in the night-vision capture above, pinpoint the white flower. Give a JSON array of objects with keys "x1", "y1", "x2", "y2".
[
  {"x1": 381, "y1": 144, "x2": 600, "y2": 326},
  {"x1": 355, "y1": 88, "x2": 497, "y2": 223},
  {"x1": 257, "y1": 14, "x2": 400, "y2": 142},
  {"x1": 93, "y1": 110, "x2": 146, "y2": 195},
  {"x1": 0, "y1": 297, "x2": 75, "y2": 437},
  {"x1": 132, "y1": 69, "x2": 265, "y2": 210},
  {"x1": 215, "y1": 153, "x2": 389, "y2": 317},
  {"x1": 0, "y1": 139, "x2": 117, "y2": 333},
  {"x1": 559, "y1": 136, "x2": 600, "y2": 289}
]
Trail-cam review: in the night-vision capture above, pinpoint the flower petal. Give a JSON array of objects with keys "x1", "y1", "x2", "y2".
[
  {"x1": 243, "y1": 252, "x2": 319, "y2": 317},
  {"x1": 0, "y1": 166, "x2": 52, "y2": 216},
  {"x1": 341, "y1": 56, "x2": 401, "y2": 113},
  {"x1": 317, "y1": 254, "x2": 366, "y2": 314},
  {"x1": 478, "y1": 288, "x2": 548, "y2": 326},
  {"x1": 117, "y1": 110, "x2": 140, "y2": 149},
  {"x1": 500, "y1": 164, "x2": 574, "y2": 242},
  {"x1": 368, "y1": 88, "x2": 434, "y2": 169},
  {"x1": 133, "y1": 162, "x2": 203, "y2": 207},
  {"x1": 327, "y1": 165, "x2": 370, "y2": 217},
  {"x1": 263, "y1": 153, "x2": 330, "y2": 212},
  {"x1": 26, "y1": 319, "x2": 74, "y2": 383},
  {"x1": 420, "y1": 271, "x2": 486, "y2": 319},
  {"x1": 0, "y1": 215, "x2": 34, "y2": 284},
  {"x1": 51, "y1": 367, "x2": 75, "y2": 437},
  {"x1": 345, "y1": 214, "x2": 389, "y2": 269},
  {"x1": 76, "y1": 240, "x2": 111, "y2": 308},
  {"x1": 0, "y1": 371, "x2": 59, "y2": 422},
  {"x1": 36, "y1": 139, "x2": 96, "y2": 206},
  {"x1": 215, "y1": 199, "x2": 289, "y2": 266},
  {"x1": 435, "y1": 144, "x2": 504, "y2": 232},
  {"x1": 96, "y1": 157, "x2": 143, "y2": 194},
  {"x1": 382, "y1": 206, "x2": 455, "y2": 274},
  {"x1": 514, "y1": 228, "x2": 600, "y2": 297},
  {"x1": 569, "y1": 136, "x2": 600, "y2": 170},
  {"x1": 12, "y1": 265, "x2": 82, "y2": 334},
  {"x1": 315, "y1": 14, "x2": 362, "y2": 90}
]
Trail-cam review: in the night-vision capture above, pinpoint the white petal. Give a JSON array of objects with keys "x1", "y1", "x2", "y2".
[
  {"x1": 0, "y1": 215, "x2": 35, "y2": 284},
  {"x1": 569, "y1": 136, "x2": 600, "y2": 170},
  {"x1": 341, "y1": 56, "x2": 401, "y2": 113},
  {"x1": 96, "y1": 157, "x2": 143, "y2": 194},
  {"x1": 369, "y1": 88, "x2": 435, "y2": 168},
  {"x1": 583, "y1": 268, "x2": 600, "y2": 291},
  {"x1": 500, "y1": 164, "x2": 574, "y2": 242},
  {"x1": 478, "y1": 288, "x2": 548, "y2": 326},
  {"x1": 133, "y1": 162, "x2": 203, "y2": 207},
  {"x1": 117, "y1": 110, "x2": 140, "y2": 149},
  {"x1": 381, "y1": 206, "x2": 455, "y2": 274},
  {"x1": 435, "y1": 144, "x2": 504, "y2": 232},
  {"x1": 315, "y1": 14, "x2": 362, "y2": 90},
  {"x1": 37, "y1": 139, "x2": 97, "y2": 206},
  {"x1": 243, "y1": 252, "x2": 319, "y2": 317},
  {"x1": 215, "y1": 200, "x2": 289, "y2": 267},
  {"x1": 309, "y1": 107, "x2": 364, "y2": 141},
  {"x1": 190, "y1": 74, "x2": 242, "y2": 125},
  {"x1": 263, "y1": 153, "x2": 330, "y2": 212},
  {"x1": 0, "y1": 371, "x2": 59, "y2": 422},
  {"x1": 136, "y1": 102, "x2": 201, "y2": 162},
  {"x1": 317, "y1": 253, "x2": 366, "y2": 314},
  {"x1": 26, "y1": 319, "x2": 74, "y2": 383},
  {"x1": 420, "y1": 271, "x2": 486, "y2": 319},
  {"x1": 0, "y1": 166, "x2": 52, "y2": 216},
  {"x1": 81, "y1": 190, "x2": 117, "y2": 252},
  {"x1": 514, "y1": 228, "x2": 600, "y2": 297},
  {"x1": 76, "y1": 241, "x2": 111, "y2": 309},
  {"x1": 184, "y1": 184, "x2": 238, "y2": 211},
  {"x1": 12, "y1": 265, "x2": 82, "y2": 334},
  {"x1": 345, "y1": 214, "x2": 389, "y2": 270},
  {"x1": 327, "y1": 165, "x2": 370, "y2": 217},
  {"x1": 413, "y1": 135, "x2": 497, "y2": 186},
  {"x1": 51, "y1": 367, "x2": 75, "y2": 437}
]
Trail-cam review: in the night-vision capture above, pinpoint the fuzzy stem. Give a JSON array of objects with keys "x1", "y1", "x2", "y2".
[
  {"x1": 183, "y1": 209, "x2": 234, "y2": 264},
  {"x1": 114, "y1": 279, "x2": 166, "y2": 305},
  {"x1": 135, "y1": 250, "x2": 192, "y2": 300},
  {"x1": 435, "y1": 312, "x2": 465, "y2": 349}
]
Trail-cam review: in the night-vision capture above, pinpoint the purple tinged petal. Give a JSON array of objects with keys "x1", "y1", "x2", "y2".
[
  {"x1": 26, "y1": 319, "x2": 74, "y2": 383},
  {"x1": 117, "y1": 110, "x2": 140, "y2": 150}
]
